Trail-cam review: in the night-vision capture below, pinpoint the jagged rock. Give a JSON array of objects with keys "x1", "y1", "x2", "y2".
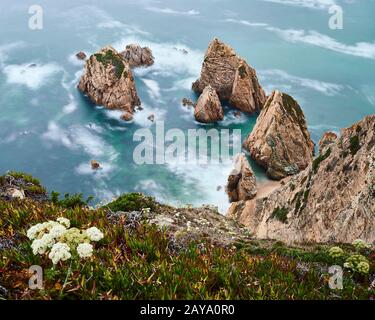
[
  {"x1": 194, "y1": 86, "x2": 224, "y2": 123},
  {"x1": 78, "y1": 46, "x2": 140, "y2": 120},
  {"x1": 91, "y1": 160, "x2": 100, "y2": 170},
  {"x1": 243, "y1": 90, "x2": 314, "y2": 180},
  {"x1": 319, "y1": 131, "x2": 337, "y2": 154},
  {"x1": 147, "y1": 114, "x2": 155, "y2": 122},
  {"x1": 230, "y1": 59, "x2": 266, "y2": 113},
  {"x1": 121, "y1": 44, "x2": 154, "y2": 67},
  {"x1": 192, "y1": 38, "x2": 265, "y2": 113},
  {"x1": 1, "y1": 188, "x2": 25, "y2": 200},
  {"x1": 226, "y1": 154, "x2": 257, "y2": 202},
  {"x1": 76, "y1": 51, "x2": 87, "y2": 60},
  {"x1": 228, "y1": 115, "x2": 375, "y2": 245},
  {"x1": 182, "y1": 98, "x2": 195, "y2": 108}
]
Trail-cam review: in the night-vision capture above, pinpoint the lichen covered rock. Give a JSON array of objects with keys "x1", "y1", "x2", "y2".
[
  {"x1": 78, "y1": 46, "x2": 140, "y2": 120},
  {"x1": 243, "y1": 90, "x2": 314, "y2": 180}
]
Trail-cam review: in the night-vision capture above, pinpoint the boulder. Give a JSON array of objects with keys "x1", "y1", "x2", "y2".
[
  {"x1": 76, "y1": 51, "x2": 87, "y2": 60},
  {"x1": 226, "y1": 154, "x2": 257, "y2": 202},
  {"x1": 228, "y1": 115, "x2": 375, "y2": 245},
  {"x1": 121, "y1": 44, "x2": 154, "y2": 67},
  {"x1": 194, "y1": 86, "x2": 224, "y2": 123},
  {"x1": 78, "y1": 46, "x2": 140, "y2": 120},
  {"x1": 243, "y1": 90, "x2": 314, "y2": 180},
  {"x1": 91, "y1": 160, "x2": 100, "y2": 170},
  {"x1": 318, "y1": 131, "x2": 338, "y2": 154}
]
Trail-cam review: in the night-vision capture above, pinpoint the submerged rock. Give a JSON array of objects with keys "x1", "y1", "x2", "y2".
[
  {"x1": 228, "y1": 115, "x2": 375, "y2": 244},
  {"x1": 243, "y1": 90, "x2": 314, "y2": 180},
  {"x1": 78, "y1": 46, "x2": 140, "y2": 120},
  {"x1": 192, "y1": 38, "x2": 265, "y2": 113},
  {"x1": 194, "y1": 86, "x2": 224, "y2": 123},
  {"x1": 226, "y1": 154, "x2": 257, "y2": 202},
  {"x1": 121, "y1": 44, "x2": 154, "y2": 68}
]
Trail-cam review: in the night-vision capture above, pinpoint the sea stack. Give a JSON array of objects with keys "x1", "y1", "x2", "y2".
[
  {"x1": 78, "y1": 46, "x2": 140, "y2": 120},
  {"x1": 243, "y1": 90, "x2": 315, "y2": 180},
  {"x1": 192, "y1": 38, "x2": 266, "y2": 113}
]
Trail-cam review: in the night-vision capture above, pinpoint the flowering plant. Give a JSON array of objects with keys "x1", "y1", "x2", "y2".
[
  {"x1": 352, "y1": 239, "x2": 371, "y2": 251},
  {"x1": 328, "y1": 246, "x2": 344, "y2": 259},
  {"x1": 344, "y1": 254, "x2": 370, "y2": 275},
  {"x1": 27, "y1": 218, "x2": 104, "y2": 265}
]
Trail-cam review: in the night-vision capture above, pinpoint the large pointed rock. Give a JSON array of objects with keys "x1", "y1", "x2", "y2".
[
  {"x1": 230, "y1": 59, "x2": 266, "y2": 113},
  {"x1": 228, "y1": 115, "x2": 375, "y2": 245},
  {"x1": 192, "y1": 38, "x2": 265, "y2": 113},
  {"x1": 226, "y1": 154, "x2": 257, "y2": 202},
  {"x1": 243, "y1": 90, "x2": 314, "y2": 180},
  {"x1": 78, "y1": 46, "x2": 140, "y2": 120},
  {"x1": 194, "y1": 86, "x2": 224, "y2": 123}
]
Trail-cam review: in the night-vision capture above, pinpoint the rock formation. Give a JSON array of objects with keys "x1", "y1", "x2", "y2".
[
  {"x1": 192, "y1": 38, "x2": 266, "y2": 113},
  {"x1": 182, "y1": 98, "x2": 195, "y2": 108},
  {"x1": 91, "y1": 160, "x2": 100, "y2": 170},
  {"x1": 229, "y1": 59, "x2": 267, "y2": 113},
  {"x1": 194, "y1": 86, "x2": 224, "y2": 123},
  {"x1": 78, "y1": 46, "x2": 140, "y2": 120},
  {"x1": 228, "y1": 115, "x2": 375, "y2": 245},
  {"x1": 226, "y1": 154, "x2": 257, "y2": 202},
  {"x1": 76, "y1": 51, "x2": 87, "y2": 60},
  {"x1": 121, "y1": 44, "x2": 154, "y2": 68},
  {"x1": 243, "y1": 90, "x2": 315, "y2": 180},
  {"x1": 319, "y1": 131, "x2": 337, "y2": 154}
]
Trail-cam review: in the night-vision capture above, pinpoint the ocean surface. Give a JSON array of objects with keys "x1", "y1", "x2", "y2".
[{"x1": 0, "y1": 0, "x2": 374, "y2": 212}]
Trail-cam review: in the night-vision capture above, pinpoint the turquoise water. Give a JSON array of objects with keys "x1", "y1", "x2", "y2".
[{"x1": 0, "y1": 0, "x2": 374, "y2": 212}]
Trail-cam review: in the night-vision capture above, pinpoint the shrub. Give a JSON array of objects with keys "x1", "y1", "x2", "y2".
[
  {"x1": 349, "y1": 135, "x2": 360, "y2": 156},
  {"x1": 328, "y1": 246, "x2": 344, "y2": 259},
  {"x1": 51, "y1": 191, "x2": 93, "y2": 209},
  {"x1": 271, "y1": 207, "x2": 288, "y2": 223},
  {"x1": 344, "y1": 254, "x2": 370, "y2": 274},
  {"x1": 106, "y1": 193, "x2": 157, "y2": 213}
]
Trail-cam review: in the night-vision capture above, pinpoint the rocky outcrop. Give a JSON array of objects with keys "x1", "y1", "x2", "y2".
[
  {"x1": 91, "y1": 160, "x2": 100, "y2": 170},
  {"x1": 121, "y1": 44, "x2": 154, "y2": 68},
  {"x1": 226, "y1": 154, "x2": 257, "y2": 202},
  {"x1": 76, "y1": 52, "x2": 87, "y2": 60},
  {"x1": 78, "y1": 46, "x2": 140, "y2": 120},
  {"x1": 229, "y1": 59, "x2": 267, "y2": 113},
  {"x1": 194, "y1": 86, "x2": 224, "y2": 123},
  {"x1": 192, "y1": 38, "x2": 266, "y2": 113},
  {"x1": 243, "y1": 90, "x2": 314, "y2": 180},
  {"x1": 319, "y1": 131, "x2": 337, "y2": 154},
  {"x1": 228, "y1": 115, "x2": 375, "y2": 245}
]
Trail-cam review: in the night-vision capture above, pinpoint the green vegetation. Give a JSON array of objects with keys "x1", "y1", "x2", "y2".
[
  {"x1": 0, "y1": 173, "x2": 374, "y2": 300},
  {"x1": 50, "y1": 191, "x2": 93, "y2": 209},
  {"x1": 349, "y1": 135, "x2": 360, "y2": 156},
  {"x1": 94, "y1": 50, "x2": 126, "y2": 79},
  {"x1": 312, "y1": 148, "x2": 331, "y2": 173},
  {"x1": 105, "y1": 193, "x2": 158, "y2": 212},
  {"x1": 271, "y1": 207, "x2": 288, "y2": 224},
  {"x1": 0, "y1": 171, "x2": 47, "y2": 196}
]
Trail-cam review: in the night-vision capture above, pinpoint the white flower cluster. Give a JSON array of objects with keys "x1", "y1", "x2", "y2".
[
  {"x1": 344, "y1": 254, "x2": 370, "y2": 275},
  {"x1": 352, "y1": 239, "x2": 371, "y2": 251},
  {"x1": 27, "y1": 218, "x2": 104, "y2": 265}
]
